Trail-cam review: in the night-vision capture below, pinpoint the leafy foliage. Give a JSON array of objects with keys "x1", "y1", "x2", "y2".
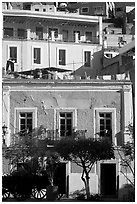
[{"x1": 55, "y1": 137, "x2": 114, "y2": 199}]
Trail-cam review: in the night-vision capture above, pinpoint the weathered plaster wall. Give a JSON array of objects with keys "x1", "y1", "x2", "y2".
[{"x1": 10, "y1": 89, "x2": 121, "y2": 138}]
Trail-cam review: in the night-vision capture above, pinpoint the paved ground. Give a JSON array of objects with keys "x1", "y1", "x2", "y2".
[{"x1": 3, "y1": 197, "x2": 120, "y2": 202}]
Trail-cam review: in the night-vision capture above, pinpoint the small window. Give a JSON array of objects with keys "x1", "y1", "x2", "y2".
[
  {"x1": 59, "y1": 112, "x2": 72, "y2": 137},
  {"x1": 33, "y1": 48, "x2": 41, "y2": 64},
  {"x1": 84, "y1": 51, "x2": 91, "y2": 67},
  {"x1": 9, "y1": 47, "x2": 17, "y2": 63},
  {"x1": 23, "y1": 3, "x2": 31, "y2": 10},
  {"x1": 104, "y1": 53, "x2": 113, "y2": 59},
  {"x1": 43, "y1": 8, "x2": 46, "y2": 12},
  {"x1": 59, "y1": 49, "x2": 66, "y2": 65},
  {"x1": 4, "y1": 27, "x2": 13, "y2": 38},
  {"x1": 85, "y1": 32, "x2": 92, "y2": 42},
  {"x1": 99, "y1": 112, "x2": 112, "y2": 141},
  {"x1": 49, "y1": 28, "x2": 58, "y2": 38},
  {"x1": 36, "y1": 27, "x2": 43, "y2": 40},
  {"x1": 19, "y1": 112, "x2": 33, "y2": 134},
  {"x1": 35, "y1": 8, "x2": 39, "y2": 11},
  {"x1": 17, "y1": 28, "x2": 25, "y2": 39},
  {"x1": 81, "y1": 7, "x2": 89, "y2": 13},
  {"x1": 94, "y1": 6, "x2": 104, "y2": 15}
]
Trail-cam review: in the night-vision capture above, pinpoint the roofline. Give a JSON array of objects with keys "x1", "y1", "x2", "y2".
[
  {"x1": 2, "y1": 78, "x2": 132, "y2": 87},
  {"x1": 3, "y1": 10, "x2": 100, "y2": 23}
]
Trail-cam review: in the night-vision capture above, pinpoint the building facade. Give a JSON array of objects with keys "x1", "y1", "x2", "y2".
[
  {"x1": 2, "y1": 8, "x2": 103, "y2": 78},
  {"x1": 2, "y1": 77, "x2": 133, "y2": 197},
  {"x1": 2, "y1": 2, "x2": 134, "y2": 199}
]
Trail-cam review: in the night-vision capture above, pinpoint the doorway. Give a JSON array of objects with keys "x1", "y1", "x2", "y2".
[
  {"x1": 101, "y1": 163, "x2": 116, "y2": 196},
  {"x1": 54, "y1": 163, "x2": 66, "y2": 195}
]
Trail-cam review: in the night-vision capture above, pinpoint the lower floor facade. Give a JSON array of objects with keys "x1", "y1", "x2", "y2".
[
  {"x1": 2, "y1": 78, "x2": 134, "y2": 199},
  {"x1": 3, "y1": 156, "x2": 134, "y2": 199}
]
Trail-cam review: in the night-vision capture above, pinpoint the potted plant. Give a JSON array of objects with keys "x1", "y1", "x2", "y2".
[{"x1": 45, "y1": 151, "x2": 60, "y2": 201}]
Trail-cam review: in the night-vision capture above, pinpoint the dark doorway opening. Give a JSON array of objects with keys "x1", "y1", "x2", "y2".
[
  {"x1": 101, "y1": 163, "x2": 116, "y2": 197},
  {"x1": 54, "y1": 163, "x2": 66, "y2": 195}
]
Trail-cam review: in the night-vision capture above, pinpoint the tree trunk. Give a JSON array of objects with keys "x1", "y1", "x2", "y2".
[
  {"x1": 81, "y1": 170, "x2": 90, "y2": 199},
  {"x1": 85, "y1": 174, "x2": 90, "y2": 199}
]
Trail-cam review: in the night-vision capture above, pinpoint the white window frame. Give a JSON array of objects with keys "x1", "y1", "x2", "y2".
[
  {"x1": 14, "y1": 107, "x2": 37, "y2": 134},
  {"x1": 81, "y1": 7, "x2": 89, "y2": 14},
  {"x1": 54, "y1": 108, "x2": 77, "y2": 138},
  {"x1": 94, "y1": 108, "x2": 116, "y2": 145},
  {"x1": 83, "y1": 50, "x2": 91, "y2": 67},
  {"x1": 8, "y1": 45, "x2": 18, "y2": 64},
  {"x1": 57, "y1": 47, "x2": 67, "y2": 67},
  {"x1": 32, "y1": 46, "x2": 42, "y2": 65}
]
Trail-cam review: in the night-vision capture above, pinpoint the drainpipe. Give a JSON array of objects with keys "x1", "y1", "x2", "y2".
[{"x1": 99, "y1": 17, "x2": 103, "y2": 45}]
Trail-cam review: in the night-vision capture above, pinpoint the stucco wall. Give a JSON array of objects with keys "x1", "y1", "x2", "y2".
[
  {"x1": 2, "y1": 39, "x2": 102, "y2": 75},
  {"x1": 10, "y1": 89, "x2": 121, "y2": 139}
]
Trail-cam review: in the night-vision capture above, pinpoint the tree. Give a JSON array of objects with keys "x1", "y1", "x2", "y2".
[
  {"x1": 55, "y1": 137, "x2": 114, "y2": 199},
  {"x1": 115, "y1": 123, "x2": 135, "y2": 187}
]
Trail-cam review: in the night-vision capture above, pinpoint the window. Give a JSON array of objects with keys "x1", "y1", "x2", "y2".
[
  {"x1": 84, "y1": 51, "x2": 91, "y2": 67},
  {"x1": 49, "y1": 28, "x2": 58, "y2": 38},
  {"x1": 62, "y1": 30, "x2": 68, "y2": 42},
  {"x1": 59, "y1": 112, "x2": 72, "y2": 137},
  {"x1": 15, "y1": 108, "x2": 37, "y2": 136},
  {"x1": 59, "y1": 49, "x2": 66, "y2": 65},
  {"x1": 17, "y1": 28, "x2": 25, "y2": 39},
  {"x1": 95, "y1": 108, "x2": 116, "y2": 144},
  {"x1": 23, "y1": 3, "x2": 31, "y2": 10},
  {"x1": 35, "y1": 8, "x2": 39, "y2": 11},
  {"x1": 33, "y1": 48, "x2": 41, "y2": 64},
  {"x1": 9, "y1": 47, "x2": 17, "y2": 63},
  {"x1": 94, "y1": 6, "x2": 104, "y2": 16},
  {"x1": 36, "y1": 27, "x2": 43, "y2": 40},
  {"x1": 43, "y1": 8, "x2": 46, "y2": 12},
  {"x1": 99, "y1": 113, "x2": 112, "y2": 139},
  {"x1": 81, "y1": 7, "x2": 89, "y2": 13},
  {"x1": 4, "y1": 27, "x2": 13, "y2": 38},
  {"x1": 104, "y1": 53, "x2": 113, "y2": 59},
  {"x1": 85, "y1": 32, "x2": 92, "y2": 42},
  {"x1": 19, "y1": 112, "x2": 33, "y2": 133}
]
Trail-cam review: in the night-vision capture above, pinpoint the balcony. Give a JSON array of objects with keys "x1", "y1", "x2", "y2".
[
  {"x1": 11, "y1": 129, "x2": 87, "y2": 145},
  {"x1": 3, "y1": 27, "x2": 99, "y2": 44}
]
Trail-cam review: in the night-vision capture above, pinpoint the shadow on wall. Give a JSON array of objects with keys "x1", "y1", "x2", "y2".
[
  {"x1": 118, "y1": 184, "x2": 135, "y2": 202},
  {"x1": 71, "y1": 50, "x2": 102, "y2": 78},
  {"x1": 115, "y1": 132, "x2": 123, "y2": 146}
]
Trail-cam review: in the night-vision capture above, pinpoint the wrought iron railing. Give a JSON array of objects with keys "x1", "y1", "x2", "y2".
[{"x1": 11, "y1": 129, "x2": 87, "y2": 145}]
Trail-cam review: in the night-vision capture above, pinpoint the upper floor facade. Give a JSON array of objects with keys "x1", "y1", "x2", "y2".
[{"x1": 2, "y1": 9, "x2": 103, "y2": 75}]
